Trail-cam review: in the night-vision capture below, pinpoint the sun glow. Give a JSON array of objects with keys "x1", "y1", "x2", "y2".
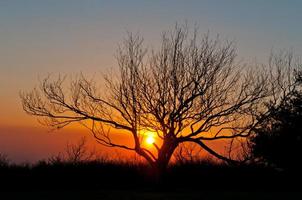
[
  {"x1": 140, "y1": 130, "x2": 157, "y2": 146},
  {"x1": 146, "y1": 135, "x2": 155, "y2": 145}
]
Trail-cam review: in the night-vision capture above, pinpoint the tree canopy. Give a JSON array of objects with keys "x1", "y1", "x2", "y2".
[{"x1": 20, "y1": 25, "x2": 298, "y2": 173}]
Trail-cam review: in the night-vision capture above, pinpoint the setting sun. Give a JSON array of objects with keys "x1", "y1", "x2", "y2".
[{"x1": 146, "y1": 135, "x2": 155, "y2": 145}]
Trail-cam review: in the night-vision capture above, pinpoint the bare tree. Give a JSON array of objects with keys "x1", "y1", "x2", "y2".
[
  {"x1": 48, "y1": 137, "x2": 97, "y2": 164},
  {"x1": 174, "y1": 143, "x2": 203, "y2": 164},
  {"x1": 20, "y1": 25, "x2": 296, "y2": 174},
  {"x1": 65, "y1": 137, "x2": 97, "y2": 163}
]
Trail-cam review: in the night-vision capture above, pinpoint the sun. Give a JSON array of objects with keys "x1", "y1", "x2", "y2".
[
  {"x1": 145, "y1": 135, "x2": 155, "y2": 145},
  {"x1": 141, "y1": 130, "x2": 156, "y2": 146}
]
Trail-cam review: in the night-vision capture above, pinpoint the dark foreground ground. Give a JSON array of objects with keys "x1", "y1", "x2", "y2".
[
  {"x1": 0, "y1": 161, "x2": 301, "y2": 199},
  {"x1": 2, "y1": 189, "x2": 301, "y2": 200}
]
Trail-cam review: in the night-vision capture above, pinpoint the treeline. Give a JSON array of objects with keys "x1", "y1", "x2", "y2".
[{"x1": 0, "y1": 151, "x2": 300, "y2": 192}]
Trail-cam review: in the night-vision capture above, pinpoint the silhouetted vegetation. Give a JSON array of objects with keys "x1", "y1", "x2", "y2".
[
  {"x1": 1, "y1": 139, "x2": 302, "y2": 199},
  {"x1": 0, "y1": 153, "x2": 9, "y2": 167},
  {"x1": 0, "y1": 156, "x2": 301, "y2": 196},
  {"x1": 13, "y1": 24, "x2": 302, "y2": 199},
  {"x1": 250, "y1": 70, "x2": 302, "y2": 170},
  {"x1": 20, "y1": 25, "x2": 300, "y2": 175},
  {"x1": 1, "y1": 134, "x2": 301, "y2": 191}
]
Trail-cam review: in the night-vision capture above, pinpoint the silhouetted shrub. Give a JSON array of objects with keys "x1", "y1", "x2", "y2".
[{"x1": 0, "y1": 153, "x2": 9, "y2": 167}]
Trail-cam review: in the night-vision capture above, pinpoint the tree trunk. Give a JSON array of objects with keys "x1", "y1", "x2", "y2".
[{"x1": 152, "y1": 139, "x2": 178, "y2": 180}]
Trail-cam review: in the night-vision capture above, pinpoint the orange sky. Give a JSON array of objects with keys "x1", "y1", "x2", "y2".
[
  {"x1": 0, "y1": 124, "x2": 140, "y2": 163},
  {"x1": 0, "y1": 120, "x2": 230, "y2": 164}
]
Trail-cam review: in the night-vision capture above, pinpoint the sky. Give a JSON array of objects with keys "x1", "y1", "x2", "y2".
[{"x1": 1, "y1": 0, "x2": 302, "y2": 163}]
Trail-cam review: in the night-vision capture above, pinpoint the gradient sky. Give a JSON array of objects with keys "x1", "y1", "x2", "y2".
[{"x1": 1, "y1": 0, "x2": 302, "y2": 163}]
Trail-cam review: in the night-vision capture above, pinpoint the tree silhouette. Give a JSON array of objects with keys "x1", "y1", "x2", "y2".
[
  {"x1": 20, "y1": 25, "x2": 296, "y2": 174},
  {"x1": 250, "y1": 69, "x2": 302, "y2": 170}
]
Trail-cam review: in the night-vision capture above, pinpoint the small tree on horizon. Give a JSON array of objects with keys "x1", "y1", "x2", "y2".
[{"x1": 20, "y1": 25, "x2": 297, "y2": 174}]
